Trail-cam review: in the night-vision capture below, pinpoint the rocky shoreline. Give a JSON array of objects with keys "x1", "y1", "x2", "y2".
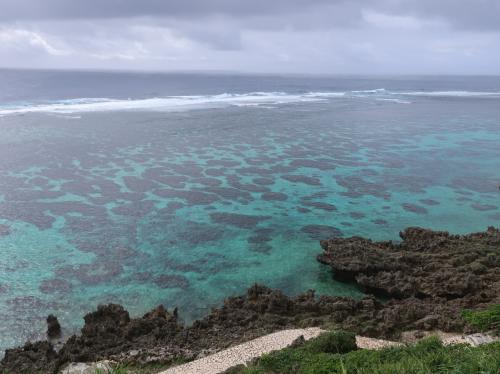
[{"x1": 2, "y1": 227, "x2": 499, "y2": 373}]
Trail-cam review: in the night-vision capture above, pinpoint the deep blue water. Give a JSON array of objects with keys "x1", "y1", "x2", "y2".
[{"x1": 0, "y1": 70, "x2": 499, "y2": 353}]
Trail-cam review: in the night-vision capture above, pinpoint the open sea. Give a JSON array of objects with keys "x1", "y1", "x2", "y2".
[{"x1": 0, "y1": 70, "x2": 499, "y2": 353}]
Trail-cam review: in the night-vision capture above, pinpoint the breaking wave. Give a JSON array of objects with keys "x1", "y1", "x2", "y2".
[
  {"x1": 398, "y1": 90, "x2": 500, "y2": 97},
  {"x1": 1, "y1": 89, "x2": 499, "y2": 116},
  {"x1": 0, "y1": 92, "x2": 336, "y2": 116}
]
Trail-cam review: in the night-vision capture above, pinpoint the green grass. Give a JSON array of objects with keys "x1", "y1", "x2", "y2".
[
  {"x1": 463, "y1": 304, "x2": 500, "y2": 333},
  {"x1": 232, "y1": 332, "x2": 500, "y2": 374},
  {"x1": 92, "y1": 362, "x2": 174, "y2": 374}
]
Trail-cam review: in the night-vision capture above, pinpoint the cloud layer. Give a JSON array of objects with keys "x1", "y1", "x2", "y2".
[{"x1": 1, "y1": 0, "x2": 499, "y2": 74}]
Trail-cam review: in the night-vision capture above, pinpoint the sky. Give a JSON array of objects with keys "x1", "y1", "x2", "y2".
[{"x1": 0, "y1": 0, "x2": 499, "y2": 74}]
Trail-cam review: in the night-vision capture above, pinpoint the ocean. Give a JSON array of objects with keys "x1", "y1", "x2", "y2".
[{"x1": 0, "y1": 70, "x2": 499, "y2": 353}]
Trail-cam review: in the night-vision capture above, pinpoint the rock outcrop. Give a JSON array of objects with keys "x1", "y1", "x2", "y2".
[
  {"x1": 47, "y1": 315, "x2": 61, "y2": 339},
  {"x1": 317, "y1": 226, "x2": 500, "y2": 302}
]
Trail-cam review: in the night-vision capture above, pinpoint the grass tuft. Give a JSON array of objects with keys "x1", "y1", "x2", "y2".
[{"x1": 463, "y1": 304, "x2": 500, "y2": 333}]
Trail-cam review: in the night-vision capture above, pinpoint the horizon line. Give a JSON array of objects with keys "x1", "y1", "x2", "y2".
[{"x1": 1, "y1": 66, "x2": 500, "y2": 78}]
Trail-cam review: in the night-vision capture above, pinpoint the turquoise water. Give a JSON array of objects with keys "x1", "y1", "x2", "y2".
[{"x1": 0, "y1": 72, "x2": 500, "y2": 352}]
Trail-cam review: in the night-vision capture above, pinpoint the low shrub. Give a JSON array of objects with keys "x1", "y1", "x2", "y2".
[{"x1": 305, "y1": 331, "x2": 357, "y2": 354}]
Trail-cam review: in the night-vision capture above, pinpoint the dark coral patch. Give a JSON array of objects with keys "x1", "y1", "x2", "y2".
[
  {"x1": 191, "y1": 177, "x2": 222, "y2": 187},
  {"x1": 236, "y1": 167, "x2": 273, "y2": 176},
  {"x1": 450, "y1": 177, "x2": 497, "y2": 193},
  {"x1": 154, "y1": 175, "x2": 188, "y2": 189},
  {"x1": 170, "y1": 163, "x2": 204, "y2": 178},
  {"x1": 112, "y1": 200, "x2": 155, "y2": 217},
  {"x1": 123, "y1": 176, "x2": 158, "y2": 193},
  {"x1": 177, "y1": 221, "x2": 224, "y2": 246},
  {"x1": 0, "y1": 202, "x2": 55, "y2": 230},
  {"x1": 269, "y1": 165, "x2": 296, "y2": 174},
  {"x1": 154, "y1": 189, "x2": 219, "y2": 205},
  {"x1": 254, "y1": 228, "x2": 274, "y2": 236},
  {"x1": 247, "y1": 235, "x2": 272, "y2": 244},
  {"x1": 227, "y1": 176, "x2": 269, "y2": 193},
  {"x1": 471, "y1": 203, "x2": 498, "y2": 211},
  {"x1": 43, "y1": 202, "x2": 106, "y2": 217},
  {"x1": 303, "y1": 202, "x2": 337, "y2": 212},
  {"x1": 204, "y1": 168, "x2": 226, "y2": 177},
  {"x1": 132, "y1": 272, "x2": 152, "y2": 282},
  {"x1": 61, "y1": 180, "x2": 98, "y2": 195},
  {"x1": 349, "y1": 212, "x2": 366, "y2": 219},
  {"x1": 248, "y1": 244, "x2": 273, "y2": 254},
  {"x1": 206, "y1": 159, "x2": 240, "y2": 167},
  {"x1": 210, "y1": 213, "x2": 269, "y2": 229},
  {"x1": 55, "y1": 262, "x2": 123, "y2": 285},
  {"x1": 419, "y1": 199, "x2": 440, "y2": 206},
  {"x1": 39, "y1": 279, "x2": 72, "y2": 294},
  {"x1": 154, "y1": 275, "x2": 190, "y2": 289},
  {"x1": 281, "y1": 175, "x2": 321, "y2": 186},
  {"x1": 92, "y1": 180, "x2": 123, "y2": 198},
  {"x1": 261, "y1": 192, "x2": 288, "y2": 201},
  {"x1": 300, "y1": 225, "x2": 342, "y2": 240},
  {"x1": 7, "y1": 296, "x2": 47, "y2": 311},
  {"x1": 373, "y1": 219, "x2": 388, "y2": 225},
  {"x1": 5, "y1": 189, "x2": 64, "y2": 201},
  {"x1": 158, "y1": 202, "x2": 185, "y2": 215},
  {"x1": 289, "y1": 158, "x2": 335, "y2": 171},
  {"x1": 253, "y1": 178, "x2": 274, "y2": 186},
  {"x1": 0, "y1": 224, "x2": 11, "y2": 236},
  {"x1": 297, "y1": 207, "x2": 311, "y2": 214},
  {"x1": 336, "y1": 175, "x2": 388, "y2": 199},
  {"x1": 401, "y1": 203, "x2": 428, "y2": 214},
  {"x1": 301, "y1": 192, "x2": 329, "y2": 201}
]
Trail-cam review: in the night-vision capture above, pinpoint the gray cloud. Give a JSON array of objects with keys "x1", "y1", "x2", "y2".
[
  {"x1": 0, "y1": 0, "x2": 337, "y2": 21},
  {"x1": 375, "y1": 0, "x2": 500, "y2": 31},
  {"x1": 1, "y1": 0, "x2": 499, "y2": 31},
  {"x1": 0, "y1": 0, "x2": 499, "y2": 74}
]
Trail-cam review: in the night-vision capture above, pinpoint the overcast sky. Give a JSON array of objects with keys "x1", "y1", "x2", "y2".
[{"x1": 1, "y1": 0, "x2": 499, "y2": 74}]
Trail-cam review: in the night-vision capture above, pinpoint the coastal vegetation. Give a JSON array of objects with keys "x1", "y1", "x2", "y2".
[
  {"x1": 230, "y1": 332, "x2": 500, "y2": 374},
  {"x1": 463, "y1": 304, "x2": 500, "y2": 334}
]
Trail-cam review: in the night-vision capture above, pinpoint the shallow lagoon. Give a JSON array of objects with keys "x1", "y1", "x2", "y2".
[{"x1": 0, "y1": 73, "x2": 499, "y2": 352}]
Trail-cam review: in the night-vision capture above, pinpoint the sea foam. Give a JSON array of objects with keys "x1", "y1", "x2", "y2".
[
  {"x1": 398, "y1": 91, "x2": 500, "y2": 97},
  {"x1": 1, "y1": 89, "x2": 499, "y2": 116},
  {"x1": 0, "y1": 92, "x2": 338, "y2": 116}
]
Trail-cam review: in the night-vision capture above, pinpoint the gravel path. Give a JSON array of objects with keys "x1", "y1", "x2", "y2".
[
  {"x1": 160, "y1": 329, "x2": 405, "y2": 374},
  {"x1": 160, "y1": 330, "x2": 498, "y2": 374},
  {"x1": 160, "y1": 328, "x2": 324, "y2": 374}
]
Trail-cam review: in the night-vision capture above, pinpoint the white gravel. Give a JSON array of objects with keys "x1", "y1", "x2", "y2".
[
  {"x1": 161, "y1": 330, "x2": 498, "y2": 374},
  {"x1": 160, "y1": 328, "x2": 324, "y2": 374}
]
